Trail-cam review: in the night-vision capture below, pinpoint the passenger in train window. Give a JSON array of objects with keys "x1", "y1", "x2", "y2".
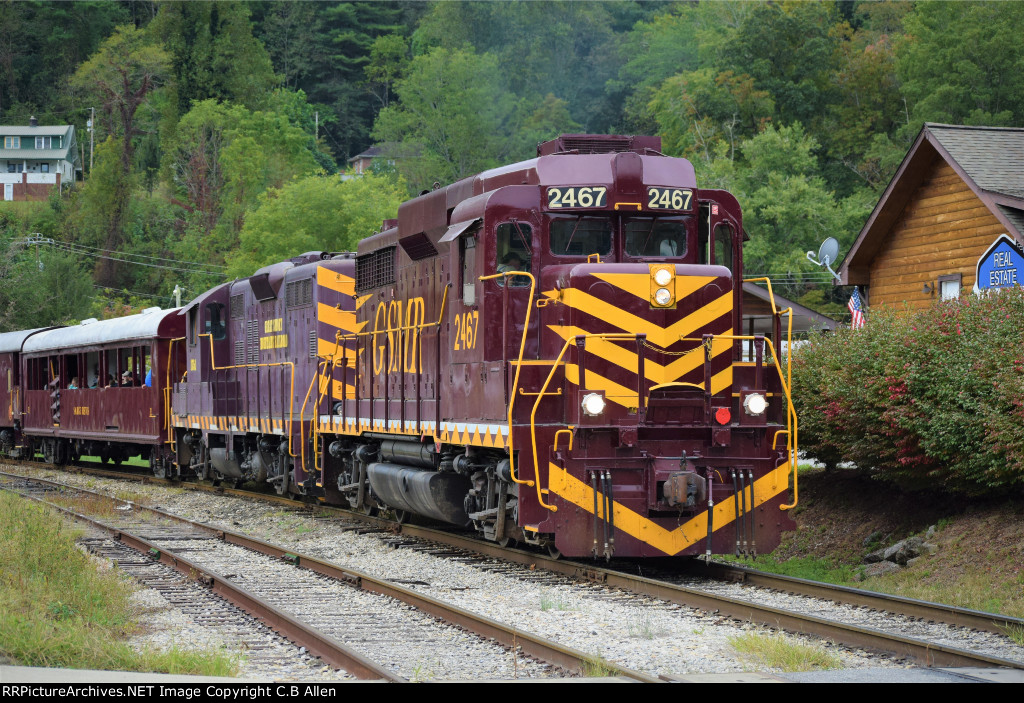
[{"x1": 68, "y1": 377, "x2": 79, "y2": 389}]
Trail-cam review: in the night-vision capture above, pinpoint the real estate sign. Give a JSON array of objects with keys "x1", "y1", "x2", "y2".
[{"x1": 976, "y1": 234, "x2": 1024, "y2": 290}]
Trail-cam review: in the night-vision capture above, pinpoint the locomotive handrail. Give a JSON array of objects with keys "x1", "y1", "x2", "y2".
[
  {"x1": 199, "y1": 333, "x2": 298, "y2": 459},
  {"x1": 677, "y1": 327, "x2": 800, "y2": 511},
  {"x1": 529, "y1": 332, "x2": 642, "y2": 513},
  {"x1": 479, "y1": 270, "x2": 536, "y2": 488},
  {"x1": 165, "y1": 336, "x2": 185, "y2": 450}
]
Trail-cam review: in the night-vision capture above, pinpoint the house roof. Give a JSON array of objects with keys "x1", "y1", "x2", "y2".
[
  {"x1": 348, "y1": 145, "x2": 383, "y2": 163},
  {"x1": 838, "y1": 123, "x2": 1024, "y2": 285},
  {"x1": 0, "y1": 148, "x2": 72, "y2": 160},
  {"x1": 0, "y1": 125, "x2": 72, "y2": 137},
  {"x1": 742, "y1": 282, "x2": 837, "y2": 334}
]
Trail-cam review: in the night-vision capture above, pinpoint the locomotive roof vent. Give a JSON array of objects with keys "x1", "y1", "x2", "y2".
[
  {"x1": 79, "y1": 318, "x2": 98, "y2": 326},
  {"x1": 537, "y1": 133, "x2": 663, "y2": 157},
  {"x1": 142, "y1": 306, "x2": 162, "y2": 315}
]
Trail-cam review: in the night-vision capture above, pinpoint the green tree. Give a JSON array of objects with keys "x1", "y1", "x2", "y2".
[
  {"x1": 229, "y1": 173, "x2": 407, "y2": 276},
  {"x1": 371, "y1": 46, "x2": 514, "y2": 191},
  {"x1": 898, "y1": 1, "x2": 1024, "y2": 127},
  {"x1": 70, "y1": 25, "x2": 169, "y2": 286}
]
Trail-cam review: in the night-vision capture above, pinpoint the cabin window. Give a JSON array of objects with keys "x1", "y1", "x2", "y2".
[
  {"x1": 624, "y1": 217, "x2": 688, "y2": 258},
  {"x1": 205, "y1": 302, "x2": 226, "y2": 341},
  {"x1": 938, "y1": 273, "x2": 961, "y2": 300},
  {"x1": 549, "y1": 216, "x2": 612, "y2": 257},
  {"x1": 86, "y1": 351, "x2": 100, "y2": 388},
  {"x1": 188, "y1": 308, "x2": 197, "y2": 346},
  {"x1": 713, "y1": 223, "x2": 734, "y2": 272},
  {"x1": 495, "y1": 222, "x2": 532, "y2": 287},
  {"x1": 62, "y1": 353, "x2": 81, "y2": 389},
  {"x1": 459, "y1": 231, "x2": 477, "y2": 304}
]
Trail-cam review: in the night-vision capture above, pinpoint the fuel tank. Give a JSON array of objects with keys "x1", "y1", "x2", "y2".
[{"x1": 366, "y1": 462, "x2": 472, "y2": 526}]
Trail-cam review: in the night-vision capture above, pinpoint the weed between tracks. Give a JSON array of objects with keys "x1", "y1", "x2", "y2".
[
  {"x1": 0, "y1": 491, "x2": 238, "y2": 675},
  {"x1": 728, "y1": 632, "x2": 843, "y2": 672}
]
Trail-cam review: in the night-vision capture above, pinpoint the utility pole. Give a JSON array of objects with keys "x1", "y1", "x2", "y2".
[
  {"x1": 315, "y1": 111, "x2": 319, "y2": 140},
  {"x1": 173, "y1": 285, "x2": 182, "y2": 308},
  {"x1": 88, "y1": 107, "x2": 94, "y2": 174}
]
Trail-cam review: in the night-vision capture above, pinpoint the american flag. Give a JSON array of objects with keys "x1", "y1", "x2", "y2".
[{"x1": 848, "y1": 286, "x2": 865, "y2": 329}]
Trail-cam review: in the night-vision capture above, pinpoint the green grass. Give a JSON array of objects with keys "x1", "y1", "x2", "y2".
[
  {"x1": 0, "y1": 490, "x2": 238, "y2": 675},
  {"x1": 581, "y1": 655, "x2": 616, "y2": 678},
  {"x1": 728, "y1": 632, "x2": 843, "y2": 672},
  {"x1": 718, "y1": 554, "x2": 862, "y2": 585}
]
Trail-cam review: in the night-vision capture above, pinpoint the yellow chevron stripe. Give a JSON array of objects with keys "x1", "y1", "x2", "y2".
[
  {"x1": 548, "y1": 462, "x2": 789, "y2": 556},
  {"x1": 317, "y1": 339, "x2": 359, "y2": 365},
  {"x1": 316, "y1": 267, "x2": 355, "y2": 296},
  {"x1": 710, "y1": 367, "x2": 733, "y2": 395},
  {"x1": 318, "y1": 303, "x2": 365, "y2": 334},
  {"x1": 550, "y1": 325, "x2": 732, "y2": 384},
  {"x1": 356, "y1": 293, "x2": 372, "y2": 309},
  {"x1": 565, "y1": 364, "x2": 643, "y2": 407},
  {"x1": 589, "y1": 273, "x2": 718, "y2": 303},
  {"x1": 545, "y1": 288, "x2": 732, "y2": 347},
  {"x1": 564, "y1": 362, "x2": 732, "y2": 408}
]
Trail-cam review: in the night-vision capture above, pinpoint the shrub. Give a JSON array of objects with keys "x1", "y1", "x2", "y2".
[{"x1": 792, "y1": 287, "x2": 1024, "y2": 495}]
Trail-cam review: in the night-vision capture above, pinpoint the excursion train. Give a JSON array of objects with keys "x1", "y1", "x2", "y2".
[{"x1": 0, "y1": 134, "x2": 798, "y2": 559}]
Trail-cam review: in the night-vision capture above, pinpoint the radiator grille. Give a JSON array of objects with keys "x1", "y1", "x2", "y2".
[
  {"x1": 355, "y1": 247, "x2": 396, "y2": 292},
  {"x1": 286, "y1": 278, "x2": 313, "y2": 307},
  {"x1": 246, "y1": 320, "x2": 259, "y2": 364}
]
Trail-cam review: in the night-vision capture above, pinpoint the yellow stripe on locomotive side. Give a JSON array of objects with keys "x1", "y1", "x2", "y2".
[
  {"x1": 316, "y1": 338, "x2": 360, "y2": 365},
  {"x1": 542, "y1": 288, "x2": 733, "y2": 348},
  {"x1": 317, "y1": 303, "x2": 365, "y2": 334},
  {"x1": 548, "y1": 461, "x2": 789, "y2": 556},
  {"x1": 316, "y1": 267, "x2": 355, "y2": 296}
]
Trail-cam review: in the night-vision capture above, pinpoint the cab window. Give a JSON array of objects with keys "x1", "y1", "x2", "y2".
[
  {"x1": 714, "y1": 223, "x2": 733, "y2": 272},
  {"x1": 624, "y1": 217, "x2": 688, "y2": 258},
  {"x1": 495, "y1": 222, "x2": 532, "y2": 287},
  {"x1": 205, "y1": 303, "x2": 226, "y2": 341},
  {"x1": 549, "y1": 216, "x2": 612, "y2": 257}
]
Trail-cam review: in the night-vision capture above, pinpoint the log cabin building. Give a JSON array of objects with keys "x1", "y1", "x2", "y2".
[{"x1": 837, "y1": 123, "x2": 1024, "y2": 309}]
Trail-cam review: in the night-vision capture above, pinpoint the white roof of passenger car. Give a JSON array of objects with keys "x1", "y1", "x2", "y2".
[
  {"x1": 0, "y1": 328, "x2": 57, "y2": 354},
  {"x1": 22, "y1": 308, "x2": 181, "y2": 353}
]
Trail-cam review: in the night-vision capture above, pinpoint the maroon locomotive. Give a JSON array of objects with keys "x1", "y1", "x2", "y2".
[
  {"x1": 308, "y1": 134, "x2": 800, "y2": 558},
  {"x1": 5, "y1": 134, "x2": 799, "y2": 560}
]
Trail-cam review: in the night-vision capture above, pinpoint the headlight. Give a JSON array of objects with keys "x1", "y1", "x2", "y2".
[
  {"x1": 653, "y1": 268, "x2": 673, "y2": 286},
  {"x1": 581, "y1": 392, "x2": 606, "y2": 416},
  {"x1": 743, "y1": 393, "x2": 768, "y2": 416},
  {"x1": 654, "y1": 287, "x2": 673, "y2": 306}
]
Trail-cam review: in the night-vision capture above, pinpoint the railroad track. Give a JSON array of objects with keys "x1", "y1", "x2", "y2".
[
  {"x1": 9, "y1": 461, "x2": 1024, "y2": 674},
  {"x1": 0, "y1": 471, "x2": 658, "y2": 682}
]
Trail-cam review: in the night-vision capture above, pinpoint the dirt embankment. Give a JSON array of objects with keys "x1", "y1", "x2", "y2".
[{"x1": 775, "y1": 468, "x2": 1024, "y2": 617}]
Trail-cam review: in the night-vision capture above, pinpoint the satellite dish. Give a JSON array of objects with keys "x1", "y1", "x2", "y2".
[{"x1": 807, "y1": 237, "x2": 842, "y2": 282}]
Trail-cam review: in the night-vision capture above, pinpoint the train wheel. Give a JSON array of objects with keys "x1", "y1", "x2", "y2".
[
  {"x1": 43, "y1": 441, "x2": 54, "y2": 465},
  {"x1": 394, "y1": 509, "x2": 409, "y2": 524},
  {"x1": 361, "y1": 502, "x2": 378, "y2": 517},
  {"x1": 547, "y1": 543, "x2": 562, "y2": 560},
  {"x1": 98, "y1": 450, "x2": 109, "y2": 464},
  {"x1": 498, "y1": 536, "x2": 517, "y2": 549}
]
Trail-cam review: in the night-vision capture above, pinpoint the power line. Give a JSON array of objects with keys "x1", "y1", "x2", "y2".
[
  {"x1": 17, "y1": 236, "x2": 227, "y2": 278},
  {"x1": 92, "y1": 285, "x2": 176, "y2": 303}
]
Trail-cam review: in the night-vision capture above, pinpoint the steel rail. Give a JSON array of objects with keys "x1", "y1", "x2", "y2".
[
  {"x1": 0, "y1": 471, "x2": 658, "y2": 683},
  {"x1": 1, "y1": 481, "x2": 401, "y2": 681},
  {"x1": 10, "y1": 462, "x2": 1024, "y2": 671},
  {"x1": 693, "y1": 561, "x2": 1024, "y2": 638}
]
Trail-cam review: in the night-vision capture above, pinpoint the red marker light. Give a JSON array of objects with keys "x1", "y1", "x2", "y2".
[{"x1": 715, "y1": 407, "x2": 731, "y2": 425}]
